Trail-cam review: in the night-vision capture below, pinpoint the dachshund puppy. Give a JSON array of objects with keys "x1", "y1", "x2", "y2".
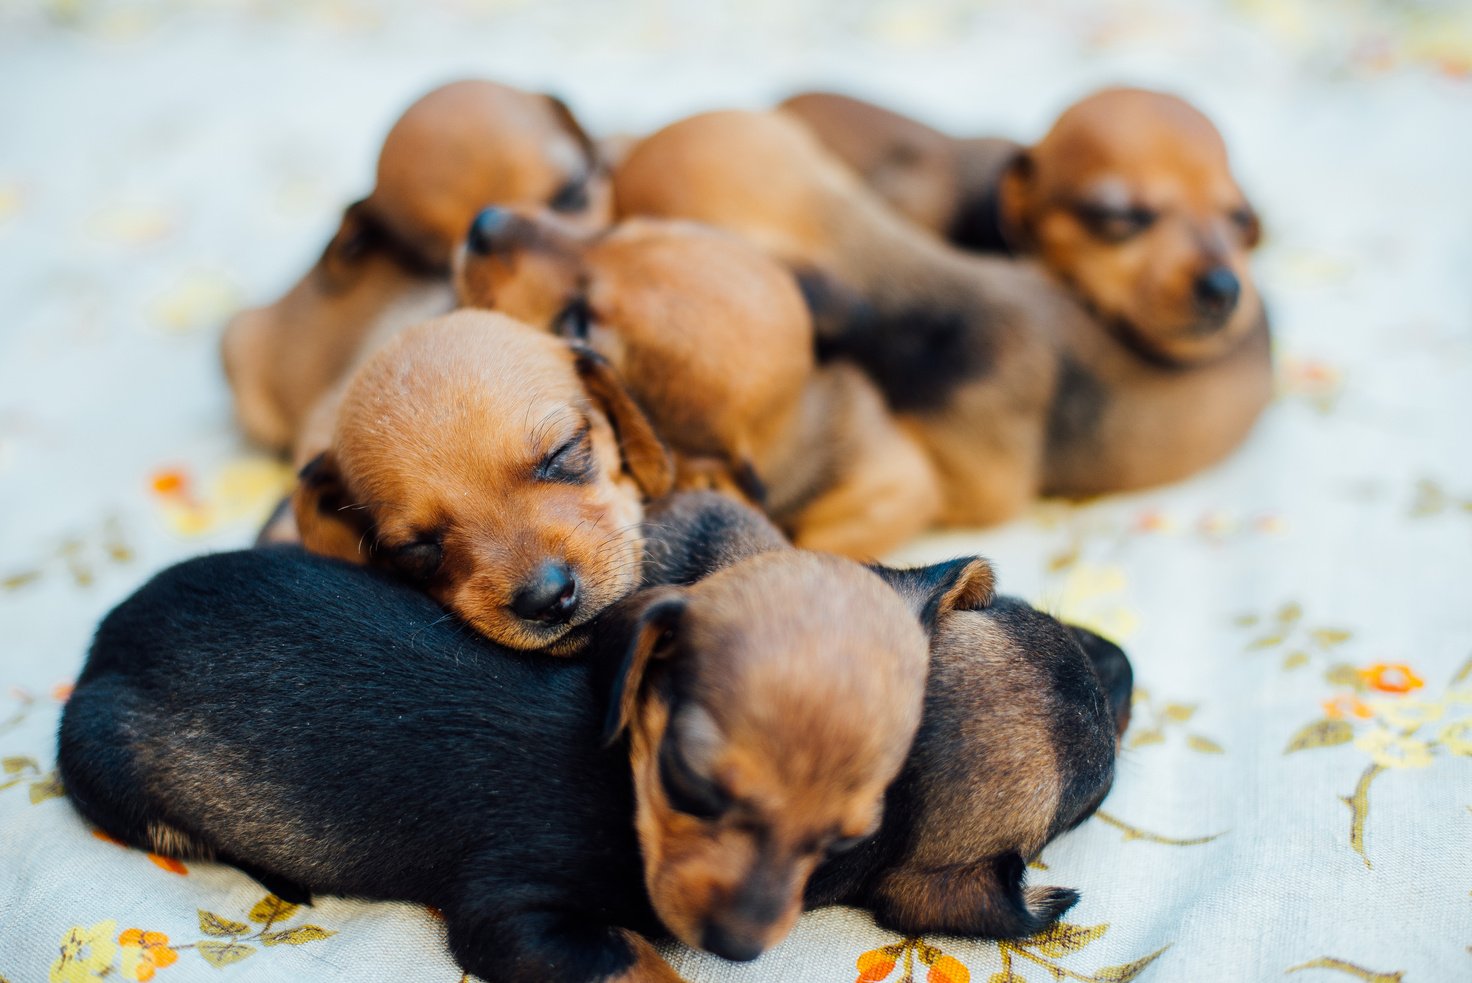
[
  {"x1": 223, "y1": 79, "x2": 610, "y2": 457},
  {"x1": 780, "y1": 91, "x2": 1020, "y2": 250},
  {"x1": 455, "y1": 211, "x2": 940, "y2": 557},
  {"x1": 292, "y1": 309, "x2": 673, "y2": 653},
  {"x1": 59, "y1": 533, "x2": 963, "y2": 975},
  {"x1": 637, "y1": 491, "x2": 1131, "y2": 938},
  {"x1": 785, "y1": 88, "x2": 1265, "y2": 365},
  {"x1": 615, "y1": 109, "x2": 1271, "y2": 525}
]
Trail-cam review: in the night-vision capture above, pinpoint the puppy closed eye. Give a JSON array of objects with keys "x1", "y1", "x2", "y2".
[
  {"x1": 1074, "y1": 203, "x2": 1156, "y2": 243},
  {"x1": 825, "y1": 833, "x2": 871, "y2": 856},
  {"x1": 388, "y1": 535, "x2": 443, "y2": 582},
  {"x1": 537, "y1": 429, "x2": 596, "y2": 484},
  {"x1": 550, "y1": 176, "x2": 590, "y2": 213},
  {"x1": 658, "y1": 734, "x2": 732, "y2": 820}
]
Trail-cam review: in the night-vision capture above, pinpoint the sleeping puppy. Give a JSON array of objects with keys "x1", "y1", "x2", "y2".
[
  {"x1": 292, "y1": 309, "x2": 672, "y2": 653},
  {"x1": 780, "y1": 90, "x2": 1020, "y2": 251},
  {"x1": 58, "y1": 533, "x2": 968, "y2": 976},
  {"x1": 615, "y1": 109, "x2": 1271, "y2": 525},
  {"x1": 454, "y1": 210, "x2": 941, "y2": 558},
  {"x1": 640, "y1": 491, "x2": 1132, "y2": 938},
  {"x1": 223, "y1": 79, "x2": 610, "y2": 458},
  {"x1": 784, "y1": 87, "x2": 1265, "y2": 366}
]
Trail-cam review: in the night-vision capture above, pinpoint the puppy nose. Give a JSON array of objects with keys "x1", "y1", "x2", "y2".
[
  {"x1": 510, "y1": 561, "x2": 579, "y2": 624},
  {"x1": 1193, "y1": 266, "x2": 1240, "y2": 317},
  {"x1": 700, "y1": 922, "x2": 765, "y2": 963},
  {"x1": 466, "y1": 206, "x2": 519, "y2": 256}
]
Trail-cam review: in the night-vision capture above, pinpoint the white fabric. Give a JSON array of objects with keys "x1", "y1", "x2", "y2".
[{"x1": 2, "y1": 1, "x2": 1470, "y2": 981}]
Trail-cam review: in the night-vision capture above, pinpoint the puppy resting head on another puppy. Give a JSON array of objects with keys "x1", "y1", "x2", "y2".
[
  {"x1": 603, "y1": 541, "x2": 992, "y2": 961},
  {"x1": 293, "y1": 310, "x2": 672, "y2": 653},
  {"x1": 998, "y1": 87, "x2": 1261, "y2": 364},
  {"x1": 223, "y1": 80, "x2": 611, "y2": 452}
]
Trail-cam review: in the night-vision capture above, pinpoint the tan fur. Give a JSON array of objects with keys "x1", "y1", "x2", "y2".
[
  {"x1": 780, "y1": 91, "x2": 1020, "y2": 237},
  {"x1": 619, "y1": 551, "x2": 932, "y2": 956},
  {"x1": 614, "y1": 109, "x2": 1271, "y2": 526},
  {"x1": 292, "y1": 310, "x2": 671, "y2": 653},
  {"x1": 604, "y1": 932, "x2": 689, "y2": 983},
  {"x1": 456, "y1": 214, "x2": 940, "y2": 558},
  {"x1": 222, "y1": 80, "x2": 611, "y2": 457}
]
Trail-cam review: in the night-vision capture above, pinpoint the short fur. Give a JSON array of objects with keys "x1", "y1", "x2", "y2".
[
  {"x1": 636, "y1": 492, "x2": 1131, "y2": 938},
  {"x1": 455, "y1": 212, "x2": 941, "y2": 558},
  {"x1": 222, "y1": 79, "x2": 611, "y2": 462},
  {"x1": 614, "y1": 109, "x2": 1271, "y2": 526},
  {"x1": 292, "y1": 309, "x2": 673, "y2": 653}
]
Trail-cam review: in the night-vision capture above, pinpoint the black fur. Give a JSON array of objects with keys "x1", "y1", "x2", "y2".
[
  {"x1": 948, "y1": 185, "x2": 1011, "y2": 254},
  {"x1": 58, "y1": 548, "x2": 660, "y2": 983},
  {"x1": 1044, "y1": 354, "x2": 1109, "y2": 457}
]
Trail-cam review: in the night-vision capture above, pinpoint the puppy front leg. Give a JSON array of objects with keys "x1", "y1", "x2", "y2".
[
  {"x1": 445, "y1": 906, "x2": 687, "y2": 983},
  {"x1": 867, "y1": 853, "x2": 1078, "y2": 940}
]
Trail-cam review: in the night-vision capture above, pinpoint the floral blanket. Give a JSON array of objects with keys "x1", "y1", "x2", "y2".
[{"x1": 2, "y1": 1, "x2": 1469, "y2": 981}]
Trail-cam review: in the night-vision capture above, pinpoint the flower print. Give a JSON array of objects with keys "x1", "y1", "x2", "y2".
[
  {"x1": 1353, "y1": 728, "x2": 1433, "y2": 769},
  {"x1": 1370, "y1": 698, "x2": 1442, "y2": 730},
  {"x1": 1322, "y1": 694, "x2": 1373, "y2": 720},
  {"x1": 1438, "y1": 718, "x2": 1472, "y2": 757},
  {"x1": 50, "y1": 919, "x2": 118, "y2": 983},
  {"x1": 1358, "y1": 664, "x2": 1423, "y2": 694},
  {"x1": 119, "y1": 929, "x2": 179, "y2": 981}
]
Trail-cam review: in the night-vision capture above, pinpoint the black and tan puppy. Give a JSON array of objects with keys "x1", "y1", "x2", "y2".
[
  {"x1": 639, "y1": 492, "x2": 1131, "y2": 938},
  {"x1": 616, "y1": 110, "x2": 1271, "y2": 525},
  {"x1": 455, "y1": 211, "x2": 941, "y2": 558},
  {"x1": 780, "y1": 91, "x2": 1020, "y2": 250},
  {"x1": 292, "y1": 309, "x2": 673, "y2": 653},
  {"x1": 223, "y1": 79, "x2": 610, "y2": 459},
  {"x1": 59, "y1": 529, "x2": 976, "y2": 977}
]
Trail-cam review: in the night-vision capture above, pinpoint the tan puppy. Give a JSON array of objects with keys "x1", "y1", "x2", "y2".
[
  {"x1": 223, "y1": 79, "x2": 611, "y2": 457},
  {"x1": 293, "y1": 309, "x2": 672, "y2": 653},
  {"x1": 611, "y1": 492, "x2": 993, "y2": 958},
  {"x1": 455, "y1": 210, "x2": 940, "y2": 558},
  {"x1": 786, "y1": 88, "x2": 1265, "y2": 364},
  {"x1": 781, "y1": 91, "x2": 1020, "y2": 250},
  {"x1": 615, "y1": 109, "x2": 1271, "y2": 526}
]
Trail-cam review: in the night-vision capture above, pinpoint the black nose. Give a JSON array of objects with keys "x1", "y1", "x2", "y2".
[
  {"x1": 466, "y1": 207, "x2": 517, "y2": 256},
  {"x1": 701, "y1": 922, "x2": 765, "y2": 963},
  {"x1": 1193, "y1": 266, "x2": 1240, "y2": 317},
  {"x1": 510, "y1": 561, "x2": 579, "y2": 624}
]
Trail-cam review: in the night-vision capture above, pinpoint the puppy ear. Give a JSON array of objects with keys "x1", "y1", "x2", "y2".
[
  {"x1": 996, "y1": 151, "x2": 1034, "y2": 251},
  {"x1": 544, "y1": 94, "x2": 600, "y2": 168},
  {"x1": 1068, "y1": 624, "x2": 1134, "y2": 739},
  {"x1": 871, "y1": 556, "x2": 996, "y2": 635},
  {"x1": 1238, "y1": 201, "x2": 1263, "y2": 250},
  {"x1": 291, "y1": 452, "x2": 374, "y2": 564},
  {"x1": 573, "y1": 346, "x2": 674, "y2": 499},
  {"x1": 602, "y1": 589, "x2": 687, "y2": 746}
]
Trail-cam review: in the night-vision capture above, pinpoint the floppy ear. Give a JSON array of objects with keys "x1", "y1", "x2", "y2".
[
  {"x1": 1238, "y1": 200, "x2": 1263, "y2": 250},
  {"x1": 871, "y1": 556, "x2": 996, "y2": 635},
  {"x1": 544, "y1": 94, "x2": 600, "y2": 167},
  {"x1": 573, "y1": 346, "x2": 674, "y2": 499},
  {"x1": 996, "y1": 151, "x2": 1034, "y2": 251},
  {"x1": 602, "y1": 589, "x2": 687, "y2": 746},
  {"x1": 291, "y1": 452, "x2": 374, "y2": 564}
]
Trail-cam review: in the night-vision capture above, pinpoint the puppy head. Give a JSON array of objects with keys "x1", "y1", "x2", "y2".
[
  {"x1": 999, "y1": 88, "x2": 1261, "y2": 363},
  {"x1": 605, "y1": 552, "x2": 991, "y2": 961},
  {"x1": 292, "y1": 310, "x2": 671, "y2": 652},
  {"x1": 458, "y1": 213, "x2": 814, "y2": 462},
  {"x1": 223, "y1": 83, "x2": 609, "y2": 436}
]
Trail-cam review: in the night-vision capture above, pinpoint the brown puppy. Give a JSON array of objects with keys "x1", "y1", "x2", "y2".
[
  {"x1": 781, "y1": 91, "x2": 1020, "y2": 250},
  {"x1": 223, "y1": 79, "x2": 611, "y2": 457},
  {"x1": 293, "y1": 309, "x2": 672, "y2": 653},
  {"x1": 615, "y1": 109, "x2": 1271, "y2": 526},
  {"x1": 617, "y1": 491, "x2": 993, "y2": 958},
  {"x1": 639, "y1": 491, "x2": 1130, "y2": 940},
  {"x1": 785, "y1": 88, "x2": 1264, "y2": 364},
  {"x1": 455, "y1": 211, "x2": 941, "y2": 558}
]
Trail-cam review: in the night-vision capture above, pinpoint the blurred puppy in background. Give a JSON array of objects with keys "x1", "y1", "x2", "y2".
[
  {"x1": 785, "y1": 87, "x2": 1264, "y2": 365},
  {"x1": 222, "y1": 79, "x2": 610, "y2": 461},
  {"x1": 455, "y1": 211, "x2": 941, "y2": 558},
  {"x1": 293, "y1": 310, "x2": 671, "y2": 653},
  {"x1": 639, "y1": 491, "x2": 1132, "y2": 939},
  {"x1": 615, "y1": 109, "x2": 1271, "y2": 526}
]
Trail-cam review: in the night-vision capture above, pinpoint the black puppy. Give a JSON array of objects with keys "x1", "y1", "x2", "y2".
[
  {"x1": 59, "y1": 537, "x2": 962, "y2": 980},
  {"x1": 640, "y1": 492, "x2": 1133, "y2": 938}
]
